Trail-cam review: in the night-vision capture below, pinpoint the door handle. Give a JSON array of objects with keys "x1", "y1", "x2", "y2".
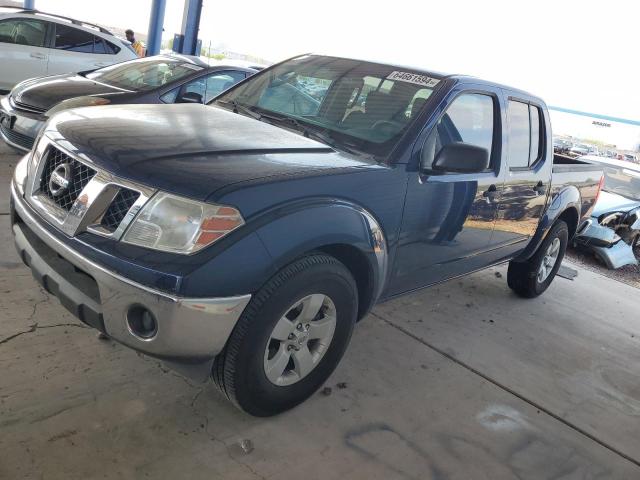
[
  {"x1": 483, "y1": 184, "x2": 498, "y2": 204},
  {"x1": 533, "y1": 181, "x2": 547, "y2": 196},
  {"x1": 94, "y1": 62, "x2": 109, "y2": 67},
  {"x1": 30, "y1": 52, "x2": 46, "y2": 60}
]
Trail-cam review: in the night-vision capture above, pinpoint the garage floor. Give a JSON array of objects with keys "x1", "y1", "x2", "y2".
[{"x1": 1, "y1": 141, "x2": 639, "y2": 479}]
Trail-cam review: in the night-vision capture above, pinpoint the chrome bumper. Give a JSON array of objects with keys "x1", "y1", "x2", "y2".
[
  {"x1": 0, "y1": 96, "x2": 43, "y2": 151},
  {"x1": 11, "y1": 178, "x2": 251, "y2": 373}
]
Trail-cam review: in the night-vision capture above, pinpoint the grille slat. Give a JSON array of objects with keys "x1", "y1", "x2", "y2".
[
  {"x1": 101, "y1": 189, "x2": 140, "y2": 232},
  {"x1": 40, "y1": 146, "x2": 97, "y2": 211},
  {"x1": 0, "y1": 123, "x2": 35, "y2": 150}
]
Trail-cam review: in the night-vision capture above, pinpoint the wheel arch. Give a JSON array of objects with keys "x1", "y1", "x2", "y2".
[
  {"x1": 514, "y1": 185, "x2": 581, "y2": 261},
  {"x1": 253, "y1": 200, "x2": 388, "y2": 319}
]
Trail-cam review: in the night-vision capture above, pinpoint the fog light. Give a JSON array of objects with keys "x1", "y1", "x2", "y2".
[{"x1": 127, "y1": 306, "x2": 157, "y2": 339}]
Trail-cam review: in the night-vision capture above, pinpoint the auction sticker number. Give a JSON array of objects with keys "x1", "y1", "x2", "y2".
[{"x1": 387, "y1": 71, "x2": 440, "y2": 88}]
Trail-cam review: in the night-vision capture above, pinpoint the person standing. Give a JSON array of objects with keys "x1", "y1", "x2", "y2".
[{"x1": 125, "y1": 29, "x2": 145, "y2": 57}]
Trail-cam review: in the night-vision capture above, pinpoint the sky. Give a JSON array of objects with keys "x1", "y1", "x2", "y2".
[{"x1": 34, "y1": 0, "x2": 640, "y2": 123}]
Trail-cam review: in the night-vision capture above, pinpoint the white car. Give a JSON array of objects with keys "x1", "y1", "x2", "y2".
[{"x1": 0, "y1": 8, "x2": 137, "y2": 91}]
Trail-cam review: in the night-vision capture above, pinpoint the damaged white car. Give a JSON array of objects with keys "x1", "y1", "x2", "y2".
[{"x1": 574, "y1": 156, "x2": 640, "y2": 269}]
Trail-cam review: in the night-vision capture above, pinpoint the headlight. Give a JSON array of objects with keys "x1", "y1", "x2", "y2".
[
  {"x1": 45, "y1": 96, "x2": 110, "y2": 117},
  {"x1": 122, "y1": 192, "x2": 245, "y2": 254}
]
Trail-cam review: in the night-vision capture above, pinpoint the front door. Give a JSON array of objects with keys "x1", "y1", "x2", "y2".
[{"x1": 390, "y1": 88, "x2": 506, "y2": 295}]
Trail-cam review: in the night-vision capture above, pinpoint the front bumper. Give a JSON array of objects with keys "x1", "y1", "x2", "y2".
[
  {"x1": 574, "y1": 218, "x2": 639, "y2": 269},
  {"x1": 0, "y1": 96, "x2": 43, "y2": 151},
  {"x1": 11, "y1": 180, "x2": 251, "y2": 377}
]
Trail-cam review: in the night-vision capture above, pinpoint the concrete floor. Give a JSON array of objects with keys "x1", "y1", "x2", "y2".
[{"x1": 1, "y1": 140, "x2": 639, "y2": 479}]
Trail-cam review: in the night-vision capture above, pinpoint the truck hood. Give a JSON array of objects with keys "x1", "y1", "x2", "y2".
[
  {"x1": 45, "y1": 104, "x2": 375, "y2": 200},
  {"x1": 12, "y1": 74, "x2": 124, "y2": 112}
]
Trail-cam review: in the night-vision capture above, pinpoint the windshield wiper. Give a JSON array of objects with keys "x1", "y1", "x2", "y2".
[
  {"x1": 217, "y1": 99, "x2": 262, "y2": 121},
  {"x1": 218, "y1": 102, "x2": 368, "y2": 157},
  {"x1": 252, "y1": 111, "x2": 364, "y2": 156}
]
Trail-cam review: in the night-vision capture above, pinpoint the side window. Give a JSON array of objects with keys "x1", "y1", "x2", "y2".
[
  {"x1": 182, "y1": 78, "x2": 206, "y2": 102},
  {"x1": 203, "y1": 71, "x2": 246, "y2": 103},
  {"x1": 160, "y1": 87, "x2": 179, "y2": 104},
  {"x1": 0, "y1": 19, "x2": 47, "y2": 47},
  {"x1": 104, "y1": 39, "x2": 121, "y2": 55},
  {"x1": 529, "y1": 105, "x2": 542, "y2": 163},
  {"x1": 422, "y1": 93, "x2": 495, "y2": 171},
  {"x1": 93, "y1": 37, "x2": 107, "y2": 54},
  {"x1": 0, "y1": 19, "x2": 15, "y2": 43},
  {"x1": 93, "y1": 37, "x2": 120, "y2": 55},
  {"x1": 507, "y1": 101, "x2": 530, "y2": 168},
  {"x1": 55, "y1": 24, "x2": 94, "y2": 53},
  {"x1": 507, "y1": 100, "x2": 544, "y2": 169}
]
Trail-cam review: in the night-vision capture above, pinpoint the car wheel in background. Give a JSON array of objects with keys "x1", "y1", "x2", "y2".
[
  {"x1": 507, "y1": 220, "x2": 569, "y2": 298},
  {"x1": 213, "y1": 253, "x2": 358, "y2": 416}
]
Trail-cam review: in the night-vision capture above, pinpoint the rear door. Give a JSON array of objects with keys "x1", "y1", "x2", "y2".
[
  {"x1": 0, "y1": 17, "x2": 50, "y2": 90},
  {"x1": 490, "y1": 95, "x2": 551, "y2": 252},
  {"x1": 47, "y1": 23, "x2": 106, "y2": 75},
  {"x1": 390, "y1": 84, "x2": 507, "y2": 295}
]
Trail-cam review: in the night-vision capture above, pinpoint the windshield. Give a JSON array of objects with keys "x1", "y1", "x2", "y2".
[
  {"x1": 86, "y1": 57, "x2": 205, "y2": 91},
  {"x1": 212, "y1": 55, "x2": 440, "y2": 157}
]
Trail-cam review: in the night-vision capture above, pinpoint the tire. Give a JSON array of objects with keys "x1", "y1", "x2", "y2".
[
  {"x1": 213, "y1": 253, "x2": 358, "y2": 416},
  {"x1": 507, "y1": 220, "x2": 569, "y2": 298}
]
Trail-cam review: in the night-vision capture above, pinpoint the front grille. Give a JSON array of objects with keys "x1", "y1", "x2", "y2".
[
  {"x1": 40, "y1": 146, "x2": 97, "y2": 211},
  {"x1": 0, "y1": 123, "x2": 35, "y2": 150},
  {"x1": 100, "y1": 188, "x2": 140, "y2": 232}
]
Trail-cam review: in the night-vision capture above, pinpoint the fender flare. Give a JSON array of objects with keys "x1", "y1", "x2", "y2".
[
  {"x1": 515, "y1": 185, "x2": 581, "y2": 261},
  {"x1": 250, "y1": 198, "x2": 388, "y2": 315}
]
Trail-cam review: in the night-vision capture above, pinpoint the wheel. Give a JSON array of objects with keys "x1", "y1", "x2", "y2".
[
  {"x1": 213, "y1": 253, "x2": 358, "y2": 416},
  {"x1": 507, "y1": 220, "x2": 568, "y2": 298}
]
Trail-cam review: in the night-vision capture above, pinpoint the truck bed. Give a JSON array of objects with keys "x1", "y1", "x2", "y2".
[
  {"x1": 550, "y1": 154, "x2": 604, "y2": 222},
  {"x1": 552, "y1": 154, "x2": 604, "y2": 173}
]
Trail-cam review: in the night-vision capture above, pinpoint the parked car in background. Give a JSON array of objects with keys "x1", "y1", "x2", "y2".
[
  {"x1": 553, "y1": 138, "x2": 572, "y2": 154},
  {"x1": 623, "y1": 153, "x2": 638, "y2": 163},
  {"x1": 575, "y1": 156, "x2": 640, "y2": 268},
  {"x1": 11, "y1": 54, "x2": 603, "y2": 416},
  {"x1": 0, "y1": 8, "x2": 137, "y2": 92},
  {"x1": 0, "y1": 54, "x2": 256, "y2": 151},
  {"x1": 569, "y1": 143, "x2": 590, "y2": 157}
]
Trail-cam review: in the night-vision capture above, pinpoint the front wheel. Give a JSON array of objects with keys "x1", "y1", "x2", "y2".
[
  {"x1": 213, "y1": 253, "x2": 358, "y2": 416},
  {"x1": 507, "y1": 220, "x2": 569, "y2": 298}
]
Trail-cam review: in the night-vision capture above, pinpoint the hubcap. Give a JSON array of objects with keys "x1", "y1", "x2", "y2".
[
  {"x1": 263, "y1": 294, "x2": 337, "y2": 386},
  {"x1": 537, "y1": 237, "x2": 561, "y2": 283}
]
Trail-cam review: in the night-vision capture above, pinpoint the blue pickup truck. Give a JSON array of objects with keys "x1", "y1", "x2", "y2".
[{"x1": 11, "y1": 54, "x2": 603, "y2": 416}]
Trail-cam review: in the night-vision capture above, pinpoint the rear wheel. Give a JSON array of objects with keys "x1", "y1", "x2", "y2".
[
  {"x1": 507, "y1": 220, "x2": 569, "y2": 298},
  {"x1": 213, "y1": 253, "x2": 358, "y2": 416}
]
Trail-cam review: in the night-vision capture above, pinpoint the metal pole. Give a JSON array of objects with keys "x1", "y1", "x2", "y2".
[
  {"x1": 146, "y1": 0, "x2": 167, "y2": 56},
  {"x1": 24, "y1": 0, "x2": 35, "y2": 9},
  {"x1": 180, "y1": 0, "x2": 203, "y2": 55}
]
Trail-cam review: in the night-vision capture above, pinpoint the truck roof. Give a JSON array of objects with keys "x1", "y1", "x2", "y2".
[{"x1": 308, "y1": 53, "x2": 545, "y2": 104}]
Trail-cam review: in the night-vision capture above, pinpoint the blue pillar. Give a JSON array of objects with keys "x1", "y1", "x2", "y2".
[
  {"x1": 146, "y1": 0, "x2": 166, "y2": 56},
  {"x1": 178, "y1": 0, "x2": 203, "y2": 55},
  {"x1": 24, "y1": 0, "x2": 35, "y2": 9}
]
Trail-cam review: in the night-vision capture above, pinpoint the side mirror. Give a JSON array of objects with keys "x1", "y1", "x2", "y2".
[
  {"x1": 178, "y1": 91, "x2": 203, "y2": 104},
  {"x1": 432, "y1": 142, "x2": 489, "y2": 173}
]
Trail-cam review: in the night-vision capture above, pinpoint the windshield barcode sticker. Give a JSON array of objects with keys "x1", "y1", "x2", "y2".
[
  {"x1": 182, "y1": 63, "x2": 204, "y2": 71},
  {"x1": 387, "y1": 71, "x2": 440, "y2": 88}
]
